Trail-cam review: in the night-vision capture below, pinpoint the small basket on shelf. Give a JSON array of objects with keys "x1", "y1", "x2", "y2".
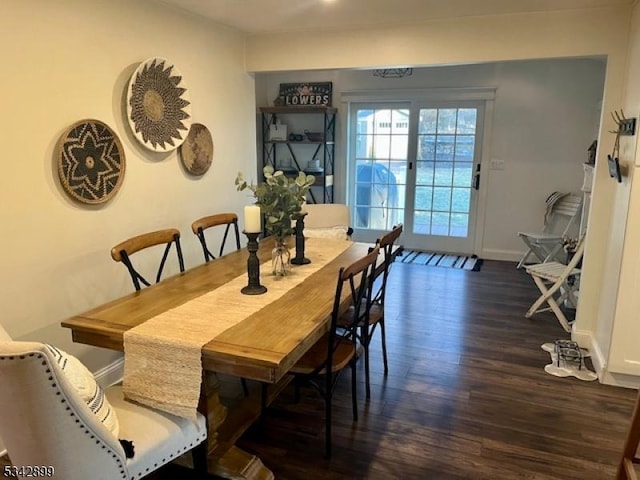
[{"x1": 304, "y1": 130, "x2": 325, "y2": 142}]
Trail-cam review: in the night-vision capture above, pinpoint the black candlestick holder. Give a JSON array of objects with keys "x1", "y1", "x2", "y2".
[
  {"x1": 291, "y1": 212, "x2": 311, "y2": 265},
  {"x1": 241, "y1": 231, "x2": 267, "y2": 295}
]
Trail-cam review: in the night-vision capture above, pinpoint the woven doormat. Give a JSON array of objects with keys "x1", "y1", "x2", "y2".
[{"x1": 401, "y1": 250, "x2": 483, "y2": 271}]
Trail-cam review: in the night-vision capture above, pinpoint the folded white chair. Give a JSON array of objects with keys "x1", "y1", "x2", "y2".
[
  {"x1": 525, "y1": 237, "x2": 585, "y2": 333},
  {"x1": 517, "y1": 193, "x2": 582, "y2": 269},
  {"x1": 0, "y1": 340, "x2": 208, "y2": 480}
]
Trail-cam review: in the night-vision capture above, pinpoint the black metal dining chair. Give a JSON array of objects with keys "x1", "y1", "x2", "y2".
[
  {"x1": 191, "y1": 213, "x2": 249, "y2": 396},
  {"x1": 286, "y1": 245, "x2": 380, "y2": 458},
  {"x1": 191, "y1": 213, "x2": 241, "y2": 262},
  {"x1": 339, "y1": 224, "x2": 403, "y2": 399},
  {"x1": 110, "y1": 228, "x2": 185, "y2": 291}
]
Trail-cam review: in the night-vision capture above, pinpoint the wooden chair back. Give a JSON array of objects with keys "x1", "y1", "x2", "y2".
[
  {"x1": 328, "y1": 246, "x2": 380, "y2": 364},
  {"x1": 373, "y1": 224, "x2": 403, "y2": 299},
  {"x1": 111, "y1": 228, "x2": 184, "y2": 291},
  {"x1": 191, "y1": 213, "x2": 241, "y2": 262}
]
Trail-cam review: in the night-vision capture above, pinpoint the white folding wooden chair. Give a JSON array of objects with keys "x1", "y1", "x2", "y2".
[
  {"x1": 524, "y1": 237, "x2": 585, "y2": 333},
  {"x1": 517, "y1": 193, "x2": 582, "y2": 269}
]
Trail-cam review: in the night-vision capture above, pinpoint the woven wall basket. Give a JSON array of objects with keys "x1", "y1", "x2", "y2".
[
  {"x1": 126, "y1": 57, "x2": 192, "y2": 152},
  {"x1": 56, "y1": 119, "x2": 126, "y2": 205},
  {"x1": 179, "y1": 123, "x2": 213, "y2": 176}
]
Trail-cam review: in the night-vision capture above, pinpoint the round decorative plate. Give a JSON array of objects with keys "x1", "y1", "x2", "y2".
[
  {"x1": 126, "y1": 57, "x2": 192, "y2": 152},
  {"x1": 179, "y1": 123, "x2": 213, "y2": 176},
  {"x1": 56, "y1": 119, "x2": 126, "y2": 204}
]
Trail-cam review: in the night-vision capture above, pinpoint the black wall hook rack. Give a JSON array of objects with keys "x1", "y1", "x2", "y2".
[{"x1": 610, "y1": 109, "x2": 636, "y2": 136}]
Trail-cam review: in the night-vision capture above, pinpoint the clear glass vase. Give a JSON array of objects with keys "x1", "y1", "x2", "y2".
[{"x1": 271, "y1": 237, "x2": 291, "y2": 276}]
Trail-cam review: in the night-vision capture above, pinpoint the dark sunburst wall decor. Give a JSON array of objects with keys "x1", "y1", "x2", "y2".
[
  {"x1": 56, "y1": 119, "x2": 126, "y2": 204},
  {"x1": 127, "y1": 57, "x2": 192, "y2": 152}
]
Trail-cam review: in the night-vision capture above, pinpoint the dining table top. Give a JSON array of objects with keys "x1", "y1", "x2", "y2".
[{"x1": 61, "y1": 237, "x2": 372, "y2": 383}]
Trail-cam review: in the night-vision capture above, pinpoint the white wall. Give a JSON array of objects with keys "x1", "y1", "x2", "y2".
[
  {"x1": 0, "y1": 0, "x2": 257, "y2": 370},
  {"x1": 579, "y1": 2, "x2": 640, "y2": 385},
  {"x1": 245, "y1": 7, "x2": 628, "y2": 72},
  {"x1": 255, "y1": 58, "x2": 606, "y2": 260}
]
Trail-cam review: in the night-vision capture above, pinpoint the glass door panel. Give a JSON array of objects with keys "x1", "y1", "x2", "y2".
[
  {"x1": 405, "y1": 105, "x2": 481, "y2": 252},
  {"x1": 353, "y1": 107, "x2": 408, "y2": 235}
]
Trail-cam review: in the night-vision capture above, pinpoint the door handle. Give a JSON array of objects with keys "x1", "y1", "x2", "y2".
[
  {"x1": 473, "y1": 173, "x2": 480, "y2": 190},
  {"x1": 473, "y1": 164, "x2": 481, "y2": 190}
]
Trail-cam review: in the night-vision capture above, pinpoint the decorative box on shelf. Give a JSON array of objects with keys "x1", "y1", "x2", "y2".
[{"x1": 268, "y1": 123, "x2": 287, "y2": 141}]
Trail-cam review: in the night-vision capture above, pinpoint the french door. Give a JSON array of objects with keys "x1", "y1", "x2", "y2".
[{"x1": 349, "y1": 101, "x2": 485, "y2": 254}]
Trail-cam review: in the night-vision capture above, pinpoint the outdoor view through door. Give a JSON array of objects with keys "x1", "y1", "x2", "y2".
[{"x1": 350, "y1": 102, "x2": 483, "y2": 253}]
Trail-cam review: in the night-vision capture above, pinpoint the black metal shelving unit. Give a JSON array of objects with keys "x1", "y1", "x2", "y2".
[{"x1": 260, "y1": 106, "x2": 336, "y2": 204}]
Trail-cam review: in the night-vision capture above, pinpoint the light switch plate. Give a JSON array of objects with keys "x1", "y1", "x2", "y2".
[{"x1": 489, "y1": 158, "x2": 505, "y2": 170}]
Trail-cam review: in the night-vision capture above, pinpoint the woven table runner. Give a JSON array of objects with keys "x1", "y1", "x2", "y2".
[{"x1": 123, "y1": 237, "x2": 352, "y2": 419}]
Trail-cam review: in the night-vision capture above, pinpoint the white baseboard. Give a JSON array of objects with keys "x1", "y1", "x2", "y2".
[
  {"x1": 94, "y1": 356, "x2": 124, "y2": 388},
  {"x1": 480, "y1": 248, "x2": 522, "y2": 262},
  {"x1": 572, "y1": 327, "x2": 640, "y2": 389},
  {"x1": 572, "y1": 327, "x2": 605, "y2": 376}
]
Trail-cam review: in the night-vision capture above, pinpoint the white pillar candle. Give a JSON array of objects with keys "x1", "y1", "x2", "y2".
[{"x1": 244, "y1": 205, "x2": 262, "y2": 233}]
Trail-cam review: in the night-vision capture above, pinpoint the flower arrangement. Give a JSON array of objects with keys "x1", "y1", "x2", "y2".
[{"x1": 235, "y1": 166, "x2": 315, "y2": 239}]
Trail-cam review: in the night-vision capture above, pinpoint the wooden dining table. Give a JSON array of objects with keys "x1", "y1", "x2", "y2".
[{"x1": 61, "y1": 236, "x2": 372, "y2": 479}]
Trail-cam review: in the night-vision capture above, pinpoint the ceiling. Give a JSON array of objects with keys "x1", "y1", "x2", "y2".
[{"x1": 152, "y1": 0, "x2": 633, "y2": 34}]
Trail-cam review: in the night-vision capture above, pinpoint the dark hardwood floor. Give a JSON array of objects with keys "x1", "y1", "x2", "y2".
[
  {"x1": 1, "y1": 260, "x2": 636, "y2": 479},
  {"x1": 236, "y1": 259, "x2": 636, "y2": 479}
]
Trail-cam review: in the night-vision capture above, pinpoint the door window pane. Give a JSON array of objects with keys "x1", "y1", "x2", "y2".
[
  {"x1": 436, "y1": 136, "x2": 455, "y2": 162},
  {"x1": 433, "y1": 187, "x2": 452, "y2": 211},
  {"x1": 356, "y1": 110, "x2": 374, "y2": 134},
  {"x1": 452, "y1": 188, "x2": 470, "y2": 213},
  {"x1": 456, "y1": 109, "x2": 477, "y2": 134},
  {"x1": 415, "y1": 186, "x2": 433, "y2": 211},
  {"x1": 437, "y1": 109, "x2": 457, "y2": 134},
  {"x1": 416, "y1": 161, "x2": 434, "y2": 186},
  {"x1": 390, "y1": 135, "x2": 409, "y2": 160},
  {"x1": 414, "y1": 211, "x2": 432, "y2": 234},
  {"x1": 454, "y1": 135, "x2": 475, "y2": 162},
  {"x1": 450, "y1": 213, "x2": 469, "y2": 237},
  {"x1": 418, "y1": 135, "x2": 436, "y2": 161},
  {"x1": 434, "y1": 164, "x2": 453, "y2": 187},
  {"x1": 453, "y1": 165, "x2": 472, "y2": 186},
  {"x1": 356, "y1": 136, "x2": 372, "y2": 159},
  {"x1": 431, "y1": 212, "x2": 450, "y2": 236},
  {"x1": 419, "y1": 109, "x2": 438, "y2": 134}
]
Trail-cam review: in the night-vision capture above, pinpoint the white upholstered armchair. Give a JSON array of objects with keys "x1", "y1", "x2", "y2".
[
  {"x1": 303, "y1": 203, "x2": 353, "y2": 240},
  {"x1": 0, "y1": 339, "x2": 208, "y2": 479}
]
